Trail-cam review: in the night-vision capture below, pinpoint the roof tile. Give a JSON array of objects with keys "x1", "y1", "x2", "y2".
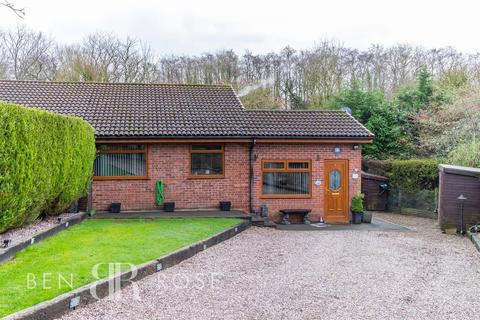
[{"x1": 0, "y1": 80, "x2": 373, "y2": 139}]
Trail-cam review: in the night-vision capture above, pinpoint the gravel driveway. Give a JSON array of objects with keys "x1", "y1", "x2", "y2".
[{"x1": 62, "y1": 213, "x2": 480, "y2": 320}]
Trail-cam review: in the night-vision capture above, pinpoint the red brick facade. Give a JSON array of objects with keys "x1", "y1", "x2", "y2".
[
  {"x1": 93, "y1": 143, "x2": 250, "y2": 212},
  {"x1": 92, "y1": 142, "x2": 362, "y2": 222},
  {"x1": 252, "y1": 143, "x2": 362, "y2": 222}
]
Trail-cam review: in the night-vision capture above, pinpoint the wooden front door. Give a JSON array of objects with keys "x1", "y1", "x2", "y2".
[{"x1": 324, "y1": 160, "x2": 349, "y2": 223}]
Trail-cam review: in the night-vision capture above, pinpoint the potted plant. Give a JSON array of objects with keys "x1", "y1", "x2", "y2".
[
  {"x1": 362, "y1": 211, "x2": 373, "y2": 223},
  {"x1": 110, "y1": 202, "x2": 121, "y2": 213},
  {"x1": 164, "y1": 202, "x2": 175, "y2": 212},
  {"x1": 68, "y1": 200, "x2": 79, "y2": 213},
  {"x1": 219, "y1": 201, "x2": 231, "y2": 211},
  {"x1": 351, "y1": 194, "x2": 364, "y2": 224}
]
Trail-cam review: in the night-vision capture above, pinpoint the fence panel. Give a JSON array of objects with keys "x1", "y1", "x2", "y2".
[{"x1": 388, "y1": 187, "x2": 438, "y2": 218}]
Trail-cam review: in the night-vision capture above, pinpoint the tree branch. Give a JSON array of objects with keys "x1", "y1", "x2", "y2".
[{"x1": 0, "y1": 1, "x2": 25, "y2": 18}]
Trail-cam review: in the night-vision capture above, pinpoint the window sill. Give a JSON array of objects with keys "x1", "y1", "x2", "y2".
[
  {"x1": 260, "y1": 194, "x2": 312, "y2": 199},
  {"x1": 93, "y1": 176, "x2": 149, "y2": 181},
  {"x1": 188, "y1": 174, "x2": 225, "y2": 180}
]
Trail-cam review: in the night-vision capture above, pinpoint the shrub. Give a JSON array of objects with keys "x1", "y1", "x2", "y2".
[
  {"x1": 239, "y1": 87, "x2": 283, "y2": 109},
  {"x1": 325, "y1": 84, "x2": 414, "y2": 159},
  {"x1": 363, "y1": 158, "x2": 440, "y2": 191},
  {"x1": 362, "y1": 159, "x2": 392, "y2": 177},
  {"x1": 0, "y1": 102, "x2": 95, "y2": 233},
  {"x1": 447, "y1": 139, "x2": 480, "y2": 168},
  {"x1": 351, "y1": 194, "x2": 364, "y2": 213},
  {"x1": 388, "y1": 159, "x2": 440, "y2": 191},
  {"x1": 415, "y1": 92, "x2": 480, "y2": 158}
]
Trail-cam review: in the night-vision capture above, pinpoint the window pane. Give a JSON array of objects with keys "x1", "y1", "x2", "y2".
[
  {"x1": 264, "y1": 162, "x2": 284, "y2": 169},
  {"x1": 288, "y1": 162, "x2": 309, "y2": 169},
  {"x1": 329, "y1": 170, "x2": 341, "y2": 191},
  {"x1": 96, "y1": 144, "x2": 119, "y2": 151},
  {"x1": 262, "y1": 172, "x2": 310, "y2": 195},
  {"x1": 122, "y1": 144, "x2": 145, "y2": 150},
  {"x1": 94, "y1": 153, "x2": 146, "y2": 177},
  {"x1": 191, "y1": 153, "x2": 223, "y2": 175},
  {"x1": 192, "y1": 145, "x2": 222, "y2": 151}
]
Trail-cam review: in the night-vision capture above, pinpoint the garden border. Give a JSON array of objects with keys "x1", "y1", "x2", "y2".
[
  {"x1": 4, "y1": 220, "x2": 250, "y2": 320},
  {"x1": 0, "y1": 212, "x2": 89, "y2": 264}
]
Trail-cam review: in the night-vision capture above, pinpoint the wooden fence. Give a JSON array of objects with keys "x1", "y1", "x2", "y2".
[{"x1": 361, "y1": 172, "x2": 389, "y2": 211}]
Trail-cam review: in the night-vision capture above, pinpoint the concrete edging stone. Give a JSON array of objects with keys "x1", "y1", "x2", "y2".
[{"x1": 4, "y1": 220, "x2": 250, "y2": 320}]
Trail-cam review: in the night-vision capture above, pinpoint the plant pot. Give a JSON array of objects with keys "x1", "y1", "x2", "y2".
[
  {"x1": 68, "y1": 201, "x2": 79, "y2": 213},
  {"x1": 352, "y1": 211, "x2": 363, "y2": 224},
  {"x1": 164, "y1": 202, "x2": 175, "y2": 212},
  {"x1": 362, "y1": 211, "x2": 372, "y2": 223},
  {"x1": 219, "y1": 201, "x2": 231, "y2": 211},
  {"x1": 110, "y1": 203, "x2": 121, "y2": 213}
]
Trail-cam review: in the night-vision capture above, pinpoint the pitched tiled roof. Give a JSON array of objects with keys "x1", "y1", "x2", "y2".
[
  {"x1": 244, "y1": 110, "x2": 373, "y2": 138},
  {"x1": 0, "y1": 80, "x2": 373, "y2": 139}
]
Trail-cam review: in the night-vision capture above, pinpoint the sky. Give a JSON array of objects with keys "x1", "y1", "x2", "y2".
[{"x1": 1, "y1": 0, "x2": 480, "y2": 55}]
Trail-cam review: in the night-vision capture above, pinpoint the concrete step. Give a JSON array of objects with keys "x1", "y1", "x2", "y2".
[{"x1": 250, "y1": 215, "x2": 276, "y2": 227}]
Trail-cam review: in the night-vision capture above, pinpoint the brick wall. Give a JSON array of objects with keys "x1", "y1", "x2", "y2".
[
  {"x1": 92, "y1": 143, "x2": 250, "y2": 211},
  {"x1": 92, "y1": 142, "x2": 362, "y2": 222},
  {"x1": 252, "y1": 143, "x2": 362, "y2": 222}
]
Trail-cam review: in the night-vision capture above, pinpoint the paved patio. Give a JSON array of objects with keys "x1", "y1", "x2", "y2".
[
  {"x1": 63, "y1": 213, "x2": 480, "y2": 320},
  {"x1": 93, "y1": 209, "x2": 248, "y2": 219},
  {"x1": 276, "y1": 217, "x2": 410, "y2": 231}
]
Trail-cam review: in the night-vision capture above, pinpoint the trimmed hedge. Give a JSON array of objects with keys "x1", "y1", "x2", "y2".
[
  {"x1": 0, "y1": 101, "x2": 95, "y2": 233},
  {"x1": 363, "y1": 158, "x2": 440, "y2": 191}
]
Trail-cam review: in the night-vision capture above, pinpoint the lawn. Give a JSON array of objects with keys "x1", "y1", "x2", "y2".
[{"x1": 0, "y1": 218, "x2": 242, "y2": 317}]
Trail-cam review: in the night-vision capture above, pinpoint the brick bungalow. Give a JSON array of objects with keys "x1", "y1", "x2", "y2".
[{"x1": 0, "y1": 80, "x2": 373, "y2": 223}]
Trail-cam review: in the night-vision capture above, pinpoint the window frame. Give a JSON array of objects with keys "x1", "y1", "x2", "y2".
[
  {"x1": 189, "y1": 144, "x2": 225, "y2": 179},
  {"x1": 94, "y1": 144, "x2": 148, "y2": 180},
  {"x1": 261, "y1": 160, "x2": 312, "y2": 199}
]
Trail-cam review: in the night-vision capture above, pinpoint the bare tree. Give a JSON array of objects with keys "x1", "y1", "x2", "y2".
[
  {"x1": 0, "y1": 0, "x2": 25, "y2": 18},
  {"x1": 0, "y1": 26, "x2": 56, "y2": 80},
  {"x1": 55, "y1": 33, "x2": 157, "y2": 82},
  {"x1": 2, "y1": 26, "x2": 480, "y2": 107}
]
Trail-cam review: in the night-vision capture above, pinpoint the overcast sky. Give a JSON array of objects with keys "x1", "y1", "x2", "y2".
[{"x1": 1, "y1": 0, "x2": 479, "y2": 55}]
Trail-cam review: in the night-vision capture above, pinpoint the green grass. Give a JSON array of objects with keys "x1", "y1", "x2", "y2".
[{"x1": 0, "y1": 218, "x2": 242, "y2": 317}]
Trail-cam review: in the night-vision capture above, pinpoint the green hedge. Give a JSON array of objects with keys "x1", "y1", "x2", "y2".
[
  {"x1": 0, "y1": 102, "x2": 95, "y2": 233},
  {"x1": 363, "y1": 158, "x2": 440, "y2": 191}
]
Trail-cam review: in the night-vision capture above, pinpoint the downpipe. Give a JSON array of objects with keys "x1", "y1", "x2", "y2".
[{"x1": 249, "y1": 138, "x2": 256, "y2": 213}]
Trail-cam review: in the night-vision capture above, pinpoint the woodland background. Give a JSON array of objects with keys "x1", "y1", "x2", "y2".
[{"x1": 0, "y1": 26, "x2": 478, "y2": 166}]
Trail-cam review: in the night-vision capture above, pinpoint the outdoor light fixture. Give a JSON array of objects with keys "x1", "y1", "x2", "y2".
[
  {"x1": 69, "y1": 296, "x2": 81, "y2": 310},
  {"x1": 2, "y1": 239, "x2": 11, "y2": 248},
  {"x1": 353, "y1": 144, "x2": 359, "y2": 150},
  {"x1": 203, "y1": 244, "x2": 207, "y2": 250},
  {"x1": 57, "y1": 217, "x2": 62, "y2": 224},
  {"x1": 156, "y1": 262, "x2": 163, "y2": 271},
  {"x1": 333, "y1": 146, "x2": 341, "y2": 156},
  {"x1": 457, "y1": 194, "x2": 467, "y2": 235}
]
